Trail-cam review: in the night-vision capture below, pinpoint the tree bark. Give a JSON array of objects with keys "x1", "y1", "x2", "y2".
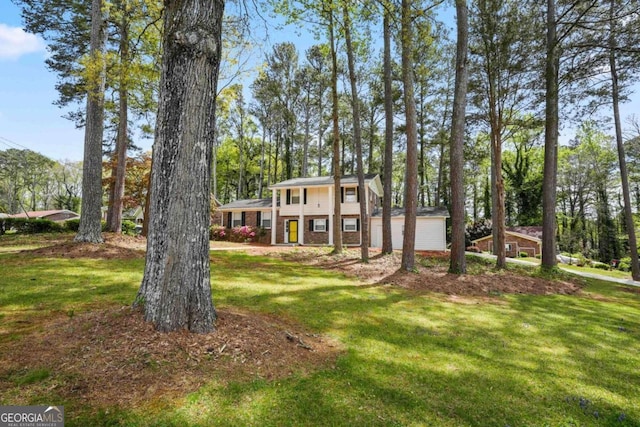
[
  {"x1": 449, "y1": 0, "x2": 469, "y2": 274},
  {"x1": 107, "y1": 14, "x2": 130, "y2": 234},
  {"x1": 343, "y1": 4, "x2": 368, "y2": 262},
  {"x1": 136, "y1": 0, "x2": 223, "y2": 333},
  {"x1": 382, "y1": 8, "x2": 394, "y2": 255},
  {"x1": 329, "y1": 6, "x2": 342, "y2": 254},
  {"x1": 609, "y1": 0, "x2": 640, "y2": 280},
  {"x1": 542, "y1": 0, "x2": 559, "y2": 270},
  {"x1": 401, "y1": 0, "x2": 418, "y2": 271},
  {"x1": 75, "y1": 0, "x2": 106, "y2": 244}
]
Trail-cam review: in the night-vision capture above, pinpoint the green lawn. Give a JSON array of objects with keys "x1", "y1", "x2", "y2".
[{"x1": 1, "y1": 235, "x2": 640, "y2": 426}]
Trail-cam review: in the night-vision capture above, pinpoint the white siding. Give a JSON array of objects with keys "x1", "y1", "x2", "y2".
[{"x1": 370, "y1": 217, "x2": 447, "y2": 251}]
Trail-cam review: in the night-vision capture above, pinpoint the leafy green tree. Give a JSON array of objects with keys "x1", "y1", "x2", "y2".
[
  {"x1": 0, "y1": 149, "x2": 55, "y2": 213},
  {"x1": 469, "y1": 0, "x2": 542, "y2": 268},
  {"x1": 502, "y1": 127, "x2": 544, "y2": 226}
]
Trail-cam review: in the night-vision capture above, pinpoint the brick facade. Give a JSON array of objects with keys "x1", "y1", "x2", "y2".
[{"x1": 474, "y1": 232, "x2": 541, "y2": 257}]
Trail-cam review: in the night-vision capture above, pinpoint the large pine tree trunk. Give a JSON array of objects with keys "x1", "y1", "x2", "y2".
[
  {"x1": 136, "y1": 0, "x2": 223, "y2": 333},
  {"x1": 343, "y1": 5, "x2": 368, "y2": 261},
  {"x1": 107, "y1": 14, "x2": 130, "y2": 234},
  {"x1": 449, "y1": 0, "x2": 469, "y2": 274},
  {"x1": 542, "y1": 0, "x2": 559, "y2": 270},
  {"x1": 382, "y1": 9, "x2": 394, "y2": 255},
  {"x1": 329, "y1": 6, "x2": 342, "y2": 254},
  {"x1": 609, "y1": 0, "x2": 640, "y2": 280},
  {"x1": 400, "y1": 0, "x2": 418, "y2": 271},
  {"x1": 75, "y1": 0, "x2": 106, "y2": 244}
]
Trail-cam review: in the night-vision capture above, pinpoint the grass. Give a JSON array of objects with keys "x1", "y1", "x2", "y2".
[{"x1": 1, "y1": 235, "x2": 640, "y2": 426}]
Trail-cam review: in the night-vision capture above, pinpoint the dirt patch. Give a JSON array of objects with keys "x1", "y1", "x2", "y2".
[{"x1": 0, "y1": 306, "x2": 340, "y2": 408}]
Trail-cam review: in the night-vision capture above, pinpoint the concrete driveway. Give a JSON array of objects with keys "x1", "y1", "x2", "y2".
[{"x1": 467, "y1": 252, "x2": 640, "y2": 289}]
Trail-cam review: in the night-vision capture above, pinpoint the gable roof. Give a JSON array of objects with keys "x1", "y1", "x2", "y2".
[
  {"x1": 506, "y1": 226, "x2": 543, "y2": 240},
  {"x1": 371, "y1": 206, "x2": 449, "y2": 218},
  {"x1": 217, "y1": 199, "x2": 275, "y2": 211},
  {"x1": 269, "y1": 174, "x2": 383, "y2": 196},
  {"x1": 472, "y1": 230, "x2": 542, "y2": 244},
  {"x1": 10, "y1": 209, "x2": 79, "y2": 219}
]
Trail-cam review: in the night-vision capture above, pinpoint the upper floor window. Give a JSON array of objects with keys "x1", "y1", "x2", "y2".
[
  {"x1": 344, "y1": 187, "x2": 357, "y2": 203},
  {"x1": 286, "y1": 189, "x2": 306, "y2": 204}
]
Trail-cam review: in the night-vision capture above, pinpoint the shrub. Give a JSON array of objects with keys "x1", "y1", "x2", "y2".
[
  {"x1": 210, "y1": 225, "x2": 227, "y2": 241},
  {"x1": 519, "y1": 252, "x2": 529, "y2": 258},
  {"x1": 466, "y1": 245, "x2": 481, "y2": 253},
  {"x1": 65, "y1": 218, "x2": 80, "y2": 231},
  {"x1": 3, "y1": 218, "x2": 64, "y2": 234},
  {"x1": 591, "y1": 261, "x2": 610, "y2": 271},
  {"x1": 121, "y1": 220, "x2": 137, "y2": 236},
  {"x1": 65, "y1": 219, "x2": 109, "y2": 232},
  {"x1": 618, "y1": 257, "x2": 632, "y2": 272},
  {"x1": 231, "y1": 225, "x2": 257, "y2": 242}
]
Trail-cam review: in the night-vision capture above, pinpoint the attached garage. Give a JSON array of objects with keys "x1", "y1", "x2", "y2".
[{"x1": 370, "y1": 207, "x2": 449, "y2": 251}]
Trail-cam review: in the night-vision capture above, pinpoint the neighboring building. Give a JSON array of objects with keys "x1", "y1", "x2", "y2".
[
  {"x1": 10, "y1": 209, "x2": 80, "y2": 223},
  {"x1": 216, "y1": 174, "x2": 449, "y2": 250},
  {"x1": 123, "y1": 206, "x2": 145, "y2": 226},
  {"x1": 472, "y1": 226, "x2": 543, "y2": 257}
]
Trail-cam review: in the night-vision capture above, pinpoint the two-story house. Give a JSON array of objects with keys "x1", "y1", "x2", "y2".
[{"x1": 215, "y1": 174, "x2": 448, "y2": 250}]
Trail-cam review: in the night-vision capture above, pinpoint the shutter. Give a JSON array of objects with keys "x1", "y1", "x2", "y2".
[
  {"x1": 341, "y1": 218, "x2": 344, "y2": 231},
  {"x1": 304, "y1": 188, "x2": 307, "y2": 204},
  {"x1": 341, "y1": 187, "x2": 344, "y2": 203},
  {"x1": 309, "y1": 219, "x2": 314, "y2": 231},
  {"x1": 286, "y1": 189, "x2": 291, "y2": 205},
  {"x1": 356, "y1": 218, "x2": 360, "y2": 231},
  {"x1": 257, "y1": 211, "x2": 261, "y2": 227},
  {"x1": 325, "y1": 219, "x2": 328, "y2": 230},
  {"x1": 241, "y1": 211, "x2": 246, "y2": 226},
  {"x1": 227, "y1": 212, "x2": 231, "y2": 228},
  {"x1": 356, "y1": 186, "x2": 360, "y2": 202}
]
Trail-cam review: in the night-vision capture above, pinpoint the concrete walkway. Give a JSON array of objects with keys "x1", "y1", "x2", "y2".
[{"x1": 467, "y1": 252, "x2": 640, "y2": 288}]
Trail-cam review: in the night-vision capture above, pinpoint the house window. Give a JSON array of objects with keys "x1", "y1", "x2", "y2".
[
  {"x1": 261, "y1": 211, "x2": 272, "y2": 229},
  {"x1": 311, "y1": 219, "x2": 327, "y2": 232},
  {"x1": 505, "y1": 243, "x2": 512, "y2": 251},
  {"x1": 343, "y1": 218, "x2": 358, "y2": 232},
  {"x1": 232, "y1": 212, "x2": 243, "y2": 227},
  {"x1": 344, "y1": 187, "x2": 357, "y2": 203},
  {"x1": 287, "y1": 189, "x2": 300, "y2": 204}
]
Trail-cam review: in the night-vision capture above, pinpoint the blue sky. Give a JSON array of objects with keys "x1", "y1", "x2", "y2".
[
  {"x1": 1, "y1": 2, "x2": 639, "y2": 163},
  {"x1": 0, "y1": 1, "x2": 90, "y2": 161}
]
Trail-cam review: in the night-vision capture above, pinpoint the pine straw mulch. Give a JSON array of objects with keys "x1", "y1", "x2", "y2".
[
  {"x1": 275, "y1": 247, "x2": 584, "y2": 297},
  {"x1": 0, "y1": 306, "x2": 340, "y2": 408},
  {"x1": 25, "y1": 233, "x2": 147, "y2": 259}
]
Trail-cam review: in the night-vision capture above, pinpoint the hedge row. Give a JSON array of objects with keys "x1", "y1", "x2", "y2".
[
  {"x1": 0, "y1": 217, "x2": 64, "y2": 234},
  {"x1": 1, "y1": 218, "x2": 138, "y2": 236}
]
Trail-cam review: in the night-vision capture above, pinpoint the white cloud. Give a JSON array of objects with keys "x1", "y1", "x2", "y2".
[{"x1": 0, "y1": 24, "x2": 46, "y2": 60}]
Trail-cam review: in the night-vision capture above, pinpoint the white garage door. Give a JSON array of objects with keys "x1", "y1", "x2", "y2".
[{"x1": 371, "y1": 217, "x2": 446, "y2": 251}]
